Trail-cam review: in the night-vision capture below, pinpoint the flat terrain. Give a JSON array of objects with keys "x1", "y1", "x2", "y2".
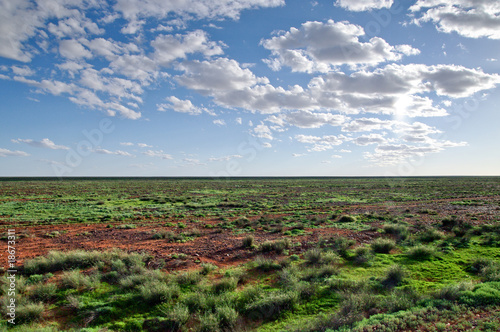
[{"x1": 1, "y1": 177, "x2": 500, "y2": 331}]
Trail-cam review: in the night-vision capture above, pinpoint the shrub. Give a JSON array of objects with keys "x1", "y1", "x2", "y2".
[
  {"x1": 468, "y1": 257, "x2": 494, "y2": 274},
  {"x1": 441, "y1": 216, "x2": 459, "y2": 229},
  {"x1": 30, "y1": 282, "x2": 58, "y2": 302},
  {"x1": 245, "y1": 291, "x2": 299, "y2": 321},
  {"x1": 381, "y1": 265, "x2": 405, "y2": 289},
  {"x1": 259, "y1": 238, "x2": 291, "y2": 254},
  {"x1": 116, "y1": 224, "x2": 137, "y2": 229},
  {"x1": 138, "y1": 281, "x2": 179, "y2": 305},
  {"x1": 253, "y1": 256, "x2": 282, "y2": 272},
  {"x1": 405, "y1": 245, "x2": 436, "y2": 260},
  {"x1": 182, "y1": 292, "x2": 207, "y2": 312},
  {"x1": 65, "y1": 294, "x2": 81, "y2": 312},
  {"x1": 212, "y1": 277, "x2": 238, "y2": 294},
  {"x1": 383, "y1": 288, "x2": 419, "y2": 312},
  {"x1": 16, "y1": 301, "x2": 45, "y2": 324},
  {"x1": 216, "y1": 304, "x2": 238, "y2": 328},
  {"x1": 158, "y1": 303, "x2": 190, "y2": 330},
  {"x1": 352, "y1": 246, "x2": 373, "y2": 265},
  {"x1": 338, "y1": 215, "x2": 357, "y2": 223},
  {"x1": 418, "y1": 228, "x2": 445, "y2": 243},
  {"x1": 436, "y1": 282, "x2": 474, "y2": 302},
  {"x1": 200, "y1": 263, "x2": 217, "y2": 275},
  {"x1": 382, "y1": 224, "x2": 409, "y2": 241},
  {"x1": 304, "y1": 248, "x2": 323, "y2": 265},
  {"x1": 198, "y1": 312, "x2": 220, "y2": 332},
  {"x1": 242, "y1": 235, "x2": 255, "y2": 248},
  {"x1": 328, "y1": 236, "x2": 355, "y2": 257},
  {"x1": 176, "y1": 271, "x2": 201, "y2": 286},
  {"x1": 60, "y1": 270, "x2": 93, "y2": 290},
  {"x1": 371, "y1": 238, "x2": 396, "y2": 254}
]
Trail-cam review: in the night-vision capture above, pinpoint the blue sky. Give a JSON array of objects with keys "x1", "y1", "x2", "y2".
[{"x1": 0, "y1": 0, "x2": 499, "y2": 176}]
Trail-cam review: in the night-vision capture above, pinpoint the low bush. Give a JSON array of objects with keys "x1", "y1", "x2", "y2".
[
  {"x1": 212, "y1": 277, "x2": 238, "y2": 294},
  {"x1": 418, "y1": 228, "x2": 445, "y2": 243},
  {"x1": 436, "y1": 282, "x2": 474, "y2": 302},
  {"x1": 383, "y1": 224, "x2": 409, "y2": 241},
  {"x1": 60, "y1": 270, "x2": 94, "y2": 290},
  {"x1": 30, "y1": 282, "x2": 58, "y2": 302},
  {"x1": 198, "y1": 312, "x2": 220, "y2": 332},
  {"x1": 371, "y1": 238, "x2": 396, "y2": 254},
  {"x1": 242, "y1": 235, "x2": 255, "y2": 248},
  {"x1": 259, "y1": 238, "x2": 291, "y2": 254},
  {"x1": 381, "y1": 265, "x2": 405, "y2": 289},
  {"x1": 216, "y1": 304, "x2": 239, "y2": 328},
  {"x1": 245, "y1": 291, "x2": 299, "y2": 321},
  {"x1": 405, "y1": 245, "x2": 436, "y2": 260},
  {"x1": 158, "y1": 303, "x2": 190, "y2": 330},
  {"x1": 352, "y1": 246, "x2": 374, "y2": 265},
  {"x1": 137, "y1": 281, "x2": 179, "y2": 305},
  {"x1": 338, "y1": 215, "x2": 357, "y2": 223},
  {"x1": 253, "y1": 256, "x2": 282, "y2": 272},
  {"x1": 200, "y1": 263, "x2": 218, "y2": 275},
  {"x1": 16, "y1": 301, "x2": 44, "y2": 324}
]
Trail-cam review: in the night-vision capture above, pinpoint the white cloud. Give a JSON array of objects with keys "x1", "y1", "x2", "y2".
[
  {"x1": 12, "y1": 65, "x2": 36, "y2": 76},
  {"x1": 252, "y1": 123, "x2": 273, "y2": 140},
  {"x1": 59, "y1": 39, "x2": 93, "y2": 59},
  {"x1": 342, "y1": 118, "x2": 394, "y2": 132},
  {"x1": 261, "y1": 20, "x2": 419, "y2": 73},
  {"x1": 120, "y1": 142, "x2": 134, "y2": 146},
  {"x1": 213, "y1": 119, "x2": 226, "y2": 126},
  {"x1": 158, "y1": 96, "x2": 202, "y2": 115},
  {"x1": 411, "y1": 0, "x2": 500, "y2": 39},
  {"x1": 352, "y1": 133, "x2": 387, "y2": 146},
  {"x1": 94, "y1": 148, "x2": 134, "y2": 157},
  {"x1": 292, "y1": 153, "x2": 306, "y2": 157},
  {"x1": 142, "y1": 150, "x2": 173, "y2": 159},
  {"x1": 0, "y1": 148, "x2": 29, "y2": 157},
  {"x1": 266, "y1": 110, "x2": 347, "y2": 128},
  {"x1": 208, "y1": 155, "x2": 243, "y2": 162},
  {"x1": 182, "y1": 158, "x2": 206, "y2": 166},
  {"x1": 335, "y1": 0, "x2": 393, "y2": 11},
  {"x1": 176, "y1": 58, "x2": 269, "y2": 94},
  {"x1": 113, "y1": 0, "x2": 285, "y2": 29},
  {"x1": 12, "y1": 138, "x2": 69, "y2": 150},
  {"x1": 151, "y1": 30, "x2": 223, "y2": 67},
  {"x1": 364, "y1": 139, "x2": 467, "y2": 165},
  {"x1": 295, "y1": 134, "x2": 345, "y2": 151},
  {"x1": 235, "y1": 117, "x2": 243, "y2": 125},
  {"x1": 137, "y1": 143, "x2": 152, "y2": 148}
]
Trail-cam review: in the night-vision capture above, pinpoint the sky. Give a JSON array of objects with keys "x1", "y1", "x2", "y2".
[{"x1": 0, "y1": 0, "x2": 499, "y2": 177}]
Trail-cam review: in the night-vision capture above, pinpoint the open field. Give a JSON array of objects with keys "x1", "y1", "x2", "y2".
[{"x1": 1, "y1": 177, "x2": 500, "y2": 331}]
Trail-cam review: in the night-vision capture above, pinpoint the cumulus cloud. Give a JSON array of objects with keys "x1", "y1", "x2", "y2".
[
  {"x1": 152, "y1": 30, "x2": 223, "y2": 66},
  {"x1": 252, "y1": 123, "x2": 273, "y2": 140},
  {"x1": 266, "y1": 110, "x2": 347, "y2": 128},
  {"x1": 364, "y1": 139, "x2": 467, "y2": 165},
  {"x1": 213, "y1": 119, "x2": 226, "y2": 126},
  {"x1": 208, "y1": 155, "x2": 243, "y2": 162},
  {"x1": 176, "y1": 58, "x2": 269, "y2": 94},
  {"x1": 94, "y1": 148, "x2": 134, "y2": 157},
  {"x1": 113, "y1": 0, "x2": 285, "y2": 27},
  {"x1": 411, "y1": 0, "x2": 500, "y2": 39},
  {"x1": 295, "y1": 134, "x2": 345, "y2": 151},
  {"x1": 12, "y1": 138, "x2": 69, "y2": 150},
  {"x1": 59, "y1": 39, "x2": 93, "y2": 59},
  {"x1": 158, "y1": 96, "x2": 202, "y2": 115},
  {"x1": 335, "y1": 0, "x2": 394, "y2": 12},
  {"x1": 0, "y1": 148, "x2": 30, "y2": 157},
  {"x1": 142, "y1": 150, "x2": 173, "y2": 159},
  {"x1": 352, "y1": 133, "x2": 387, "y2": 146},
  {"x1": 261, "y1": 20, "x2": 419, "y2": 73}
]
